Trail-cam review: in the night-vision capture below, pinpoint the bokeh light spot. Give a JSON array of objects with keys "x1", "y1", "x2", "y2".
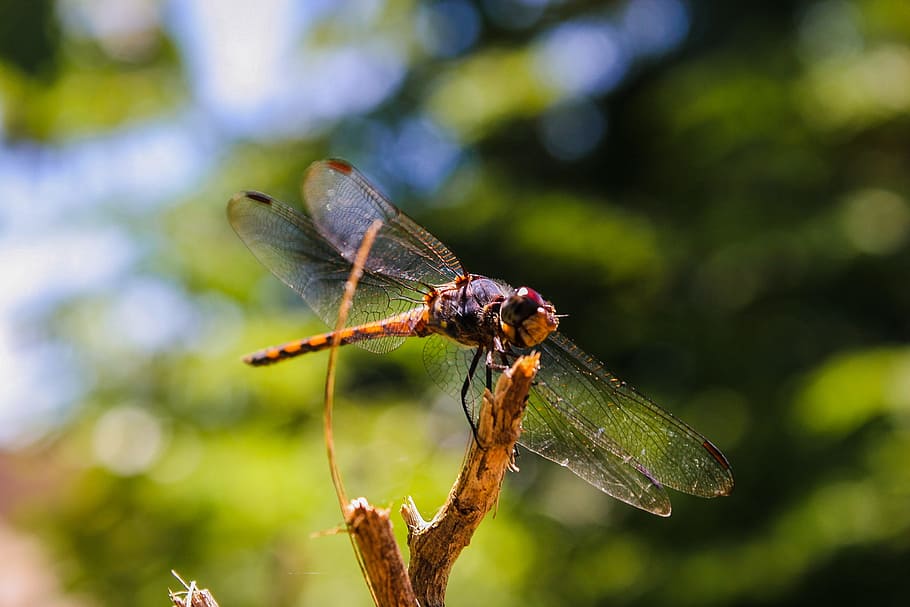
[
  {"x1": 621, "y1": 0, "x2": 689, "y2": 58},
  {"x1": 841, "y1": 188, "x2": 910, "y2": 255},
  {"x1": 797, "y1": 0, "x2": 863, "y2": 63},
  {"x1": 417, "y1": 0, "x2": 481, "y2": 59},
  {"x1": 534, "y1": 20, "x2": 629, "y2": 96},
  {"x1": 105, "y1": 277, "x2": 199, "y2": 353},
  {"x1": 92, "y1": 404, "x2": 166, "y2": 475},
  {"x1": 537, "y1": 98, "x2": 606, "y2": 161}
]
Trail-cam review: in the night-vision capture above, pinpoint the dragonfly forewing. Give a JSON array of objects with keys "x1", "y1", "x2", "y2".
[
  {"x1": 303, "y1": 159, "x2": 465, "y2": 286},
  {"x1": 535, "y1": 333, "x2": 735, "y2": 498},
  {"x1": 520, "y1": 392, "x2": 673, "y2": 515},
  {"x1": 228, "y1": 191, "x2": 418, "y2": 353}
]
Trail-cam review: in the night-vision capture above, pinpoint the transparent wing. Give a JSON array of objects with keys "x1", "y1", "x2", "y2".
[
  {"x1": 533, "y1": 333, "x2": 734, "y2": 498},
  {"x1": 302, "y1": 159, "x2": 465, "y2": 286},
  {"x1": 520, "y1": 383, "x2": 672, "y2": 515},
  {"x1": 423, "y1": 335, "x2": 485, "y2": 418},
  {"x1": 227, "y1": 191, "x2": 424, "y2": 353},
  {"x1": 423, "y1": 335, "x2": 673, "y2": 515}
]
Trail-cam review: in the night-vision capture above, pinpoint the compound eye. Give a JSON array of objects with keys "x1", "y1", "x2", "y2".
[
  {"x1": 516, "y1": 286, "x2": 544, "y2": 306},
  {"x1": 501, "y1": 288, "x2": 544, "y2": 327}
]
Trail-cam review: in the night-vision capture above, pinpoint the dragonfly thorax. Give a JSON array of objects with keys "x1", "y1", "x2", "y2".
[{"x1": 422, "y1": 276, "x2": 505, "y2": 348}]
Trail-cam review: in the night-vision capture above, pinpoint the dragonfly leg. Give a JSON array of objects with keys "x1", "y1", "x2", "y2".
[
  {"x1": 484, "y1": 340, "x2": 510, "y2": 372},
  {"x1": 509, "y1": 445, "x2": 521, "y2": 472},
  {"x1": 461, "y1": 346, "x2": 484, "y2": 445}
]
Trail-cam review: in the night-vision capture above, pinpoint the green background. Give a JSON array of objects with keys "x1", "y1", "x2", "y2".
[{"x1": 1, "y1": 1, "x2": 909, "y2": 605}]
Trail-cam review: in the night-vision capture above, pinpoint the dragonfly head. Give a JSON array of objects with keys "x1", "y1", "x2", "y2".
[{"x1": 500, "y1": 286, "x2": 559, "y2": 347}]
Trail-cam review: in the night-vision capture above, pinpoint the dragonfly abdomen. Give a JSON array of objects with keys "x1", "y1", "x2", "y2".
[{"x1": 243, "y1": 308, "x2": 429, "y2": 366}]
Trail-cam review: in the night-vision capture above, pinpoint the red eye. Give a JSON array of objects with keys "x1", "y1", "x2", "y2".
[{"x1": 517, "y1": 286, "x2": 544, "y2": 306}]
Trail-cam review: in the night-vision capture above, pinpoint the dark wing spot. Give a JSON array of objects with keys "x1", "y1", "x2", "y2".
[
  {"x1": 324, "y1": 158, "x2": 354, "y2": 174},
  {"x1": 245, "y1": 191, "x2": 272, "y2": 204}
]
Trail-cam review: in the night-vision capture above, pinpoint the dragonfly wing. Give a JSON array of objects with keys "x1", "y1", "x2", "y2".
[
  {"x1": 534, "y1": 332, "x2": 735, "y2": 498},
  {"x1": 520, "y1": 391, "x2": 672, "y2": 515},
  {"x1": 423, "y1": 335, "x2": 672, "y2": 515},
  {"x1": 423, "y1": 335, "x2": 486, "y2": 418},
  {"x1": 228, "y1": 191, "x2": 418, "y2": 353},
  {"x1": 302, "y1": 159, "x2": 465, "y2": 286}
]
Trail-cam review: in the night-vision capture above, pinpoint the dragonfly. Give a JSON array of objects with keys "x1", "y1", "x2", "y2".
[{"x1": 228, "y1": 159, "x2": 734, "y2": 516}]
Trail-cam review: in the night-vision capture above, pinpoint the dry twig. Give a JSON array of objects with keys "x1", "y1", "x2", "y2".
[
  {"x1": 169, "y1": 571, "x2": 219, "y2": 607},
  {"x1": 345, "y1": 498, "x2": 418, "y2": 607},
  {"x1": 402, "y1": 353, "x2": 540, "y2": 607}
]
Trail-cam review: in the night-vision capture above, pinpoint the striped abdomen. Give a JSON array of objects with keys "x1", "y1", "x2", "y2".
[{"x1": 243, "y1": 307, "x2": 429, "y2": 366}]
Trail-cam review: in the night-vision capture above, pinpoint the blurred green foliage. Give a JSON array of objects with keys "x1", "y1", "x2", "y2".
[{"x1": 2, "y1": 1, "x2": 909, "y2": 606}]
